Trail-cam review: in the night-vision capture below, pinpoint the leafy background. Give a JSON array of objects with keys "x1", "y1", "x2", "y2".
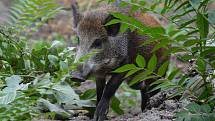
[{"x1": 0, "y1": 0, "x2": 214, "y2": 121}]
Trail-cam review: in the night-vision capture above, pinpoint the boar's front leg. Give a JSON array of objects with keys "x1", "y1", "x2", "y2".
[
  {"x1": 94, "y1": 73, "x2": 124, "y2": 121},
  {"x1": 95, "y1": 76, "x2": 106, "y2": 105}
]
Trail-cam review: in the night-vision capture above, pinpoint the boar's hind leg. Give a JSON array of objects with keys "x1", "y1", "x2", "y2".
[
  {"x1": 94, "y1": 74, "x2": 124, "y2": 121},
  {"x1": 140, "y1": 89, "x2": 150, "y2": 111},
  {"x1": 127, "y1": 80, "x2": 150, "y2": 111},
  {"x1": 140, "y1": 79, "x2": 160, "y2": 111}
]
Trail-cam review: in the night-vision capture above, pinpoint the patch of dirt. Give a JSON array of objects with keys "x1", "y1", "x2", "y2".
[{"x1": 69, "y1": 90, "x2": 184, "y2": 121}]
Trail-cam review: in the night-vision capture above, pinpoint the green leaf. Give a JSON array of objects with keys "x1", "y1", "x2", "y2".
[
  {"x1": 52, "y1": 81, "x2": 79, "y2": 104},
  {"x1": 201, "y1": 47, "x2": 215, "y2": 57},
  {"x1": 80, "y1": 89, "x2": 96, "y2": 100},
  {"x1": 150, "y1": 79, "x2": 168, "y2": 86},
  {"x1": 5, "y1": 75, "x2": 21, "y2": 88},
  {"x1": 157, "y1": 61, "x2": 169, "y2": 76},
  {"x1": 197, "y1": 13, "x2": 209, "y2": 39},
  {"x1": 59, "y1": 61, "x2": 68, "y2": 72},
  {"x1": 196, "y1": 58, "x2": 206, "y2": 72},
  {"x1": 174, "y1": 1, "x2": 189, "y2": 12},
  {"x1": 179, "y1": 19, "x2": 196, "y2": 29},
  {"x1": 152, "y1": 39, "x2": 169, "y2": 52},
  {"x1": 147, "y1": 54, "x2": 157, "y2": 71},
  {"x1": 183, "y1": 39, "x2": 199, "y2": 47},
  {"x1": 167, "y1": 69, "x2": 180, "y2": 80},
  {"x1": 176, "y1": 102, "x2": 215, "y2": 121},
  {"x1": 186, "y1": 102, "x2": 201, "y2": 113},
  {"x1": 136, "y1": 55, "x2": 146, "y2": 68},
  {"x1": 113, "y1": 64, "x2": 137, "y2": 73},
  {"x1": 120, "y1": 23, "x2": 129, "y2": 33},
  {"x1": 150, "y1": 82, "x2": 175, "y2": 93},
  {"x1": 0, "y1": 75, "x2": 23, "y2": 104},
  {"x1": 124, "y1": 68, "x2": 141, "y2": 78},
  {"x1": 0, "y1": 92, "x2": 16, "y2": 104},
  {"x1": 50, "y1": 40, "x2": 64, "y2": 49},
  {"x1": 105, "y1": 19, "x2": 121, "y2": 26},
  {"x1": 167, "y1": 91, "x2": 183, "y2": 99},
  {"x1": 111, "y1": 96, "x2": 124, "y2": 115},
  {"x1": 128, "y1": 71, "x2": 152, "y2": 86},
  {"x1": 200, "y1": 104, "x2": 211, "y2": 113},
  {"x1": 48, "y1": 55, "x2": 59, "y2": 65},
  {"x1": 38, "y1": 99, "x2": 70, "y2": 118}
]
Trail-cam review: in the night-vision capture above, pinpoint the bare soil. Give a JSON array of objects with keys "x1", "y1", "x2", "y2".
[{"x1": 69, "y1": 89, "x2": 184, "y2": 121}]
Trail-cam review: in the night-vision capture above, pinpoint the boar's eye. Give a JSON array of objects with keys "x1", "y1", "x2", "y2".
[{"x1": 91, "y1": 39, "x2": 102, "y2": 49}]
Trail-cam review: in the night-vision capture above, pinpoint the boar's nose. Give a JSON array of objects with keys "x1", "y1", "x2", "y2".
[{"x1": 70, "y1": 71, "x2": 86, "y2": 82}]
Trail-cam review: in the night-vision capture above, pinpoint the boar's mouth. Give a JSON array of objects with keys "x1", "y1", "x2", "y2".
[{"x1": 70, "y1": 71, "x2": 86, "y2": 82}]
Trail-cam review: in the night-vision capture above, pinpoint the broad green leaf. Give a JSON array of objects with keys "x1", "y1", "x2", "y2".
[
  {"x1": 196, "y1": 58, "x2": 206, "y2": 72},
  {"x1": 167, "y1": 69, "x2": 180, "y2": 80},
  {"x1": 152, "y1": 39, "x2": 169, "y2": 52},
  {"x1": 157, "y1": 61, "x2": 169, "y2": 76},
  {"x1": 136, "y1": 55, "x2": 146, "y2": 68},
  {"x1": 168, "y1": 46, "x2": 186, "y2": 53},
  {"x1": 197, "y1": 13, "x2": 209, "y2": 39},
  {"x1": 59, "y1": 61, "x2": 68, "y2": 72},
  {"x1": 150, "y1": 82, "x2": 175, "y2": 93},
  {"x1": 0, "y1": 92, "x2": 16, "y2": 104},
  {"x1": 178, "y1": 76, "x2": 187, "y2": 86},
  {"x1": 120, "y1": 23, "x2": 129, "y2": 33},
  {"x1": 52, "y1": 81, "x2": 79, "y2": 104},
  {"x1": 147, "y1": 54, "x2": 157, "y2": 71},
  {"x1": 48, "y1": 55, "x2": 59, "y2": 65},
  {"x1": 50, "y1": 40, "x2": 64, "y2": 49},
  {"x1": 105, "y1": 19, "x2": 121, "y2": 26},
  {"x1": 80, "y1": 89, "x2": 96, "y2": 100},
  {"x1": 38, "y1": 99, "x2": 70, "y2": 118},
  {"x1": 128, "y1": 71, "x2": 152, "y2": 86},
  {"x1": 201, "y1": 104, "x2": 211, "y2": 113},
  {"x1": 167, "y1": 91, "x2": 183, "y2": 99},
  {"x1": 0, "y1": 75, "x2": 23, "y2": 104},
  {"x1": 113, "y1": 64, "x2": 137, "y2": 73},
  {"x1": 179, "y1": 19, "x2": 196, "y2": 29},
  {"x1": 119, "y1": 1, "x2": 129, "y2": 7},
  {"x1": 150, "y1": 79, "x2": 168, "y2": 86},
  {"x1": 5, "y1": 75, "x2": 21, "y2": 88},
  {"x1": 200, "y1": 47, "x2": 215, "y2": 57},
  {"x1": 141, "y1": 75, "x2": 158, "y2": 82},
  {"x1": 124, "y1": 68, "x2": 141, "y2": 78},
  {"x1": 111, "y1": 96, "x2": 124, "y2": 115},
  {"x1": 183, "y1": 39, "x2": 199, "y2": 47},
  {"x1": 186, "y1": 102, "x2": 201, "y2": 113},
  {"x1": 111, "y1": 12, "x2": 130, "y2": 21},
  {"x1": 174, "y1": 1, "x2": 189, "y2": 12}
]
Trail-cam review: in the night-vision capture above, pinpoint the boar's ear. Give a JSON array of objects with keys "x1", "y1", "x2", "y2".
[
  {"x1": 71, "y1": 0, "x2": 82, "y2": 28},
  {"x1": 103, "y1": 15, "x2": 121, "y2": 37}
]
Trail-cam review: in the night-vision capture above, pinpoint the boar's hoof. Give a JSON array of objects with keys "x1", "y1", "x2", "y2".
[{"x1": 70, "y1": 71, "x2": 86, "y2": 82}]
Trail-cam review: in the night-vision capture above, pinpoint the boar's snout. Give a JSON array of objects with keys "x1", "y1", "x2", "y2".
[
  {"x1": 70, "y1": 71, "x2": 86, "y2": 82},
  {"x1": 70, "y1": 63, "x2": 93, "y2": 82}
]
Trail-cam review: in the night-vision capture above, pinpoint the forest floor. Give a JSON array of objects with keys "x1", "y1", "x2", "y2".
[
  {"x1": 37, "y1": 91, "x2": 183, "y2": 121},
  {"x1": 69, "y1": 90, "x2": 183, "y2": 121}
]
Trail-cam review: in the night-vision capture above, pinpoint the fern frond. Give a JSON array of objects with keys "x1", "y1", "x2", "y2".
[{"x1": 9, "y1": 0, "x2": 62, "y2": 33}]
